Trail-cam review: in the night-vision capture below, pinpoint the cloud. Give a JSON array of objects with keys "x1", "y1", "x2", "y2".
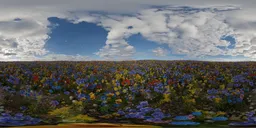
[
  {"x1": 0, "y1": 0, "x2": 256, "y2": 60},
  {"x1": 152, "y1": 47, "x2": 169, "y2": 56},
  {"x1": 37, "y1": 54, "x2": 90, "y2": 61}
]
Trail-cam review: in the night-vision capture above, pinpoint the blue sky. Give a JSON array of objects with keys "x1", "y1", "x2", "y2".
[
  {"x1": 45, "y1": 17, "x2": 184, "y2": 60},
  {"x1": 45, "y1": 17, "x2": 107, "y2": 59},
  {"x1": 0, "y1": 0, "x2": 256, "y2": 61},
  {"x1": 44, "y1": 16, "x2": 236, "y2": 61}
]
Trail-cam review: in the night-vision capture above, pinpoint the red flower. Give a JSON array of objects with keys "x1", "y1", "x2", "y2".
[
  {"x1": 33, "y1": 75, "x2": 39, "y2": 82},
  {"x1": 249, "y1": 74, "x2": 256, "y2": 77},
  {"x1": 122, "y1": 79, "x2": 131, "y2": 85}
]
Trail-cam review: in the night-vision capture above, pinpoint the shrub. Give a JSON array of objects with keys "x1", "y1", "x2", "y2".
[
  {"x1": 48, "y1": 106, "x2": 72, "y2": 119},
  {"x1": 66, "y1": 114, "x2": 97, "y2": 123}
]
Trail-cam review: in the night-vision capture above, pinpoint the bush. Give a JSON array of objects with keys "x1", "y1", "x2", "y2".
[
  {"x1": 48, "y1": 106, "x2": 72, "y2": 119},
  {"x1": 65, "y1": 114, "x2": 97, "y2": 123}
]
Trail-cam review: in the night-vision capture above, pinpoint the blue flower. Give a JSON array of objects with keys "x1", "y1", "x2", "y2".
[
  {"x1": 152, "y1": 111, "x2": 165, "y2": 119},
  {"x1": 64, "y1": 91, "x2": 70, "y2": 95},
  {"x1": 49, "y1": 89, "x2": 53, "y2": 93},
  {"x1": 139, "y1": 101, "x2": 149, "y2": 107},
  {"x1": 128, "y1": 109, "x2": 136, "y2": 113},
  {"x1": 1, "y1": 113, "x2": 11, "y2": 117},
  {"x1": 140, "y1": 107, "x2": 153, "y2": 113},
  {"x1": 135, "y1": 112, "x2": 145, "y2": 119},
  {"x1": 56, "y1": 86, "x2": 61, "y2": 90},
  {"x1": 117, "y1": 110, "x2": 125, "y2": 115},
  {"x1": 212, "y1": 116, "x2": 228, "y2": 121},
  {"x1": 171, "y1": 121, "x2": 200, "y2": 125},
  {"x1": 249, "y1": 81, "x2": 254, "y2": 86},
  {"x1": 154, "y1": 108, "x2": 162, "y2": 112},
  {"x1": 126, "y1": 113, "x2": 136, "y2": 118},
  {"x1": 50, "y1": 100, "x2": 59, "y2": 107},
  {"x1": 192, "y1": 112, "x2": 202, "y2": 116},
  {"x1": 174, "y1": 116, "x2": 190, "y2": 121}
]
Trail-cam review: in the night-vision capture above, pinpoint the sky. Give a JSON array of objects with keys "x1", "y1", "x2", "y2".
[{"x1": 0, "y1": 0, "x2": 256, "y2": 61}]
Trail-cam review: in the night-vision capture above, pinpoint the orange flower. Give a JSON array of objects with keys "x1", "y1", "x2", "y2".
[
  {"x1": 107, "y1": 93, "x2": 114, "y2": 97},
  {"x1": 115, "y1": 99, "x2": 122, "y2": 104}
]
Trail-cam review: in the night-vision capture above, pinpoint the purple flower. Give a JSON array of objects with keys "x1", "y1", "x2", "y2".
[
  {"x1": 20, "y1": 106, "x2": 27, "y2": 111},
  {"x1": 139, "y1": 101, "x2": 149, "y2": 107},
  {"x1": 246, "y1": 112, "x2": 255, "y2": 117},
  {"x1": 152, "y1": 111, "x2": 165, "y2": 119},
  {"x1": 249, "y1": 81, "x2": 254, "y2": 86},
  {"x1": 1, "y1": 113, "x2": 11, "y2": 117},
  {"x1": 117, "y1": 110, "x2": 125, "y2": 115},
  {"x1": 50, "y1": 100, "x2": 59, "y2": 107},
  {"x1": 128, "y1": 109, "x2": 136, "y2": 113},
  {"x1": 135, "y1": 112, "x2": 145, "y2": 119},
  {"x1": 64, "y1": 91, "x2": 70, "y2": 95},
  {"x1": 140, "y1": 107, "x2": 153, "y2": 113}
]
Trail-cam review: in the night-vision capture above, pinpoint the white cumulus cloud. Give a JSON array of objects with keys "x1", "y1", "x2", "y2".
[
  {"x1": 152, "y1": 47, "x2": 169, "y2": 56},
  {"x1": 0, "y1": 0, "x2": 256, "y2": 61}
]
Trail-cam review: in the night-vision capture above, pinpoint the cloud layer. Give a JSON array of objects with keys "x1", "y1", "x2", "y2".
[{"x1": 0, "y1": 0, "x2": 256, "y2": 61}]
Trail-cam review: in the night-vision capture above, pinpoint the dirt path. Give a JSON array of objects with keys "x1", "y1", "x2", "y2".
[{"x1": 12, "y1": 123, "x2": 160, "y2": 128}]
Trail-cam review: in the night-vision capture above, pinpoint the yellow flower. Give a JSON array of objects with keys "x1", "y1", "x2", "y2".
[
  {"x1": 217, "y1": 111, "x2": 226, "y2": 116},
  {"x1": 89, "y1": 93, "x2": 96, "y2": 100},
  {"x1": 214, "y1": 98, "x2": 222, "y2": 103},
  {"x1": 122, "y1": 89, "x2": 127, "y2": 93},
  {"x1": 96, "y1": 89, "x2": 102, "y2": 92},
  {"x1": 115, "y1": 99, "x2": 122, "y2": 104},
  {"x1": 114, "y1": 87, "x2": 119, "y2": 91},
  {"x1": 115, "y1": 92, "x2": 120, "y2": 96},
  {"x1": 77, "y1": 89, "x2": 82, "y2": 93},
  {"x1": 220, "y1": 85, "x2": 225, "y2": 90},
  {"x1": 190, "y1": 99, "x2": 196, "y2": 103},
  {"x1": 80, "y1": 97, "x2": 86, "y2": 101},
  {"x1": 112, "y1": 112, "x2": 120, "y2": 117},
  {"x1": 107, "y1": 93, "x2": 114, "y2": 97}
]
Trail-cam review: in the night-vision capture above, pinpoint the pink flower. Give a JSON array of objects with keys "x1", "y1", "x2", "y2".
[{"x1": 188, "y1": 114, "x2": 195, "y2": 119}]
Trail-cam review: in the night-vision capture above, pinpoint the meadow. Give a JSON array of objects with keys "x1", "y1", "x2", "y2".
[{"x1": 0, "y1": 60, "x2": 256, "y2": 127}]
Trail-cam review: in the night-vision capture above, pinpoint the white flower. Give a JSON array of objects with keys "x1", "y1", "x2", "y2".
[{"x1": 69, "y1": 96, "x2": 73, "y2": 100}]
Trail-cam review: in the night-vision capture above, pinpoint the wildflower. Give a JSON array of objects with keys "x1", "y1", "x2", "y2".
[
  {"x1": 48, "y1": 89, "x2": 53, "y2": 94},
  {"x1": 140, "y1": 107, "x2": 153, "y2": 113},
  {"x1": 115, "y1": 91, "x2": 120, "y2": 96},
  {"x1": 107, "y1": 93, "x2": 114, "y2": 97},
  {"x1": 188, "y1": 114, "x2": 195, "y2": 120},
  {"x1": 50, "y1": 100, "x2": 59, "y2": 107},
  {"x1": 216, "y1": 111, "x2": 226, "y2": 116},
  {"x1": 114, "y1": 87, "x2": 119, "y2": 91},
  {"x1": 192, "y1": 112, "x2": 202, "y2": 116},
  {"x1": 64, "y1": 91, "x2": 70, "y2": 95},
  {"x1": 89, "y1": 93, "x2": 95, "y2": 100},
  {"x1": 72, "y1": 100, "x2": 77, "y2": 103},
  {"x1": 174, "y1": 116, "x2": 191, "y2": 121},
  {"x1": 214, "y1": 98, "x2": 222, "y2": 103},
  {"x1": 122, "y1": 89, "x2": 128, "y2": 93},
  {"x1": 170, "y1": 121, "x2": 200, "y2": 125},
  {"x1": 139, "y1": 101, "x2": 149, "y2": 107},
  {"x1": 212, "y1": 116, "x2": 228, "y2": 121},
  {"x1": 115, "y1": 99, "x2": 122, "y2": 104},
  {"x1": 117, "y1": 110, "x2": 125, "y2": 115}
]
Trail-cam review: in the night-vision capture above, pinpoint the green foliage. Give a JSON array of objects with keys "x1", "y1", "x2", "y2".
[
  {"x1": 27, "y1": 95, "x2": 54, "y2": 116},
  {"x1": 48, "y1": 106, "x2": 72, "y2": 119},
  {"x1": 65, "y1": 114, "x2": 97, "y2": 123},
  {"x1": 49, "y1": 106, "x2": 96, "y2": 123}
]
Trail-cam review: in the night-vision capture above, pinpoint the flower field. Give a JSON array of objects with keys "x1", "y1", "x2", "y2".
[{"x1": 1, "y1": 60, "x2": 256, "y2": 127}]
